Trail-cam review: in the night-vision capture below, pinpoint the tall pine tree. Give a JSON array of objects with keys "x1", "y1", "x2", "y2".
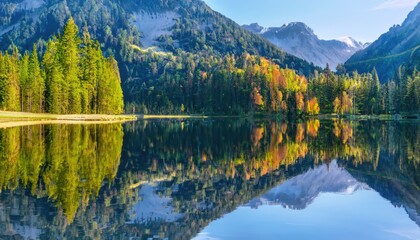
[{"x1": 59, "y1": 17, "x2": 81, "y2": 114}]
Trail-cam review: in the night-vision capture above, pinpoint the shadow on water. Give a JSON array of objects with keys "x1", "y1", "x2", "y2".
[{"x1": 0, "y1": 119, "x2": 418, "y2": 239}]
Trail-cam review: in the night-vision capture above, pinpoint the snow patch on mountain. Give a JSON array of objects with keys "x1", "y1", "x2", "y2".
[
  {"x1": 336, "y1": 36, "x2": 365, "y2": 49},
  {"x1": 259, "y1": 27, "x2": 269, "y2": 34},
  {"x1": 130, "y1": 183, "x2": 183, "y2": 224},
  {"x1": 131, "y1": 11, "x2": 179, "y2": 48},
  {"x1": 17, "y1": 0, "x2": 45, "y2": 10},
  {"x1": 246, "y1": 160, "x2": 370, "y2": 210},
  {"x1": 337, "y1": 36, "x2": 357, "y2": 48}
]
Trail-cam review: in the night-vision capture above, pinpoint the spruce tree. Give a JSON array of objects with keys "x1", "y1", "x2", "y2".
[
  {"x1": 43, "y1": 39, "x2": 62, "y2": 114},
  {"x1": 29, "y1": 45, "x2": 45, "y2": 113},
  {"x1": 59, "y1": 17, "x2": 81, "y2": 114},
  {"x1": 20, "y1": 52, "x2": 30, "y2": 112},
  {"x1": 0, "y1": 50, "x2": 21, "y2": 111},
  {"x1": 9, "y1": 48, "x2": 21, "y2": 112},
  {"x1": 80, "y1": 27, "x2": 98, "y2": 114}
]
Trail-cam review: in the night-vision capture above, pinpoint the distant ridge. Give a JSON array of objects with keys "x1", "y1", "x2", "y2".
[{"x1": 243, "y1": 22, "x2": 367, "y2": 70}]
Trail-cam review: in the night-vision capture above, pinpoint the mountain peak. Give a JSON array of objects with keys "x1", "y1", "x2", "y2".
[
  {"x1": 243, "y1": 22, "x2": 364, "y2": 69},
  {"x1": 242, "y1": 23, "x2": 267, "y2": 34},
  {"x1": 244, "y1": 22, "x2": 315, "y2": 37},
  {"x1": 282, "y1": 22, "x2": 315, "y2": 35}
]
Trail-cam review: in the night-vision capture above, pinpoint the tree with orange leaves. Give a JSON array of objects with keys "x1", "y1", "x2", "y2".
[
  {"x1": 251, "y1": 87, "x2": 264, "y2": 110},
  {"x1": 306, "y1": 97, "x2": 320, "y2": 115}
]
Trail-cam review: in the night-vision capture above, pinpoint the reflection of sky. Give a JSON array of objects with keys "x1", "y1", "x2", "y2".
[{"x1": 194, "y1": 184, "x2": 420, "y2": 240}]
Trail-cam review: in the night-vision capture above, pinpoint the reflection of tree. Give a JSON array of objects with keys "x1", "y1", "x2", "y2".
[
  {"x1": 0, "y1": 124, "x2": 123, "y2": 224},
  {"x1": 0, "y1": 120, "x2": 419, "y2": 239},
  {"x1": 121, "y1": 120, "x2": 419, "y2": 191}
]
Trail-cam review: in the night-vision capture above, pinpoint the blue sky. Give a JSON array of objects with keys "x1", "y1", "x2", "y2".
[{"x1": 202, "y1": 0, "x2": 419, "y2": 43}]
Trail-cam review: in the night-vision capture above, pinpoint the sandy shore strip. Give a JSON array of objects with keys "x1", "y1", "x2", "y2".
[
  {"x1": 138, "y1": 114, "x2": 209, "y2": 119},
  {"x1": 0, "y1": 111, "x2": 137, "y2": 129}
]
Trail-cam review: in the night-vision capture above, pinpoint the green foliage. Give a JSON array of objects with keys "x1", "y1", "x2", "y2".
[
  {"x1": 59, "y1": 17, "x2": 81, "y2": 113},
  {"x1": 0, "y1": 19, "x2": 124, "y2": 114},
  {"x1": 124, "y1": 53, "x2": 310, "y2": 115},
  {"x1": 0, "y1": 49, "x2": 20, "y2": 111},
  {"x1": 123, "y1": 45, "x2": 419, "y2": 115},
  {"x1": 28, "y1": 45, "x2": 45, "y2": 113},
  {"x1": 309, "y1": 65, "x2": 420, "y2": 115}
]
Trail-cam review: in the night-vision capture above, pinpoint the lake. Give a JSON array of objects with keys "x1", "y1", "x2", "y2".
[{"x1": 0, "y1": 119, "x2": 419, "y2": 240}]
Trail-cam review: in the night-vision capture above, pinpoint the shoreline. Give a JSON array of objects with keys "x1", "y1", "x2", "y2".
[
  {"x1": 137, "y1": 114, "x2": 244, "y2": 119},
  {"x1": 138, "y1": 113, "x2": 420, "y2": 121},
  {"x1": 1, "y1": 111, "x2": 419, "y2": 129},
  {"x1": 0, "y1": 111, "x2": 137, "y2": 129},
  {"x1": 314, "y1": 114, "x2": 420, "y2": 121}
]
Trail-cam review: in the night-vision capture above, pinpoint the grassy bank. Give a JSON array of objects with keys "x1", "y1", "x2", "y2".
[{"x1": 0, "y1": 111, "x2": 137, "y2": 128}]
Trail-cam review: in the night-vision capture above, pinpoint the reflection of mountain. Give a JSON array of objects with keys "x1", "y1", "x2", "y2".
[
  {"x1": 131, "y1": 183, "x2": 183, "y2": 223},
  {"x1": 247, "y1": 161, "x2": 369, "y2": 210}
]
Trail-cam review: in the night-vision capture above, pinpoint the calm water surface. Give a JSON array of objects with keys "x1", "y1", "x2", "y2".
[{"x1": 0, "y1": 119, "x2": 419, "y2": 240}]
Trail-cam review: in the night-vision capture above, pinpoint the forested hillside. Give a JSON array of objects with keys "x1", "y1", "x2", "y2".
[
  {"x1": 0, "y1": 0, "x2": 316, "y2": 73},
  {"x1": 0, "y1": 18, "x2": 124, "y2": 114},
  {"x1": 310, "y1": 67, "x2": 420, "y2": 115},
  {"x1": 124, "y1": 52, "x2": 315, "y2": 115},
  {"x1": 0, "y1": 0, "x2": 319, "y2": 114}
]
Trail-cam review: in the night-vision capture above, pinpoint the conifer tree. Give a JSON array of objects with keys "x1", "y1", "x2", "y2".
[
  {"x1": 106, "y1": 57, "x2": 124, "y2": 114},
  {"x1": 60, "y1": 17, "x2": 81, "y2": 114},
  {"x1": 29, "y1": 45, "x2": 45, "y2": 113},
  {"x1": 9, "y1": 48, "x2": 21, "y2": 112},
  {"x1": 80, "y1": 27, "x2": 99, "y2": 114},
  {"x1": 0, "y1": 49, "x2": 21, "y2": 111},
  {"x1": 20, "y1": 52, "x2": 30, "y2": 111},
  {"x1": 43, "y1": 39, "x2": 62, "y2": 114}
]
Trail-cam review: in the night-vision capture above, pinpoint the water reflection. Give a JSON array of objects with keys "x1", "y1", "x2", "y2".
[
  {"x1": 247, "y1": 160, "x2": 370, "y2": 210},
  {"x1": 0, "y1": 124, "x2": 124, "y2": 238},
  {"x1": 0, "y1": 119, "x2": 418, "y2": 239}
]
